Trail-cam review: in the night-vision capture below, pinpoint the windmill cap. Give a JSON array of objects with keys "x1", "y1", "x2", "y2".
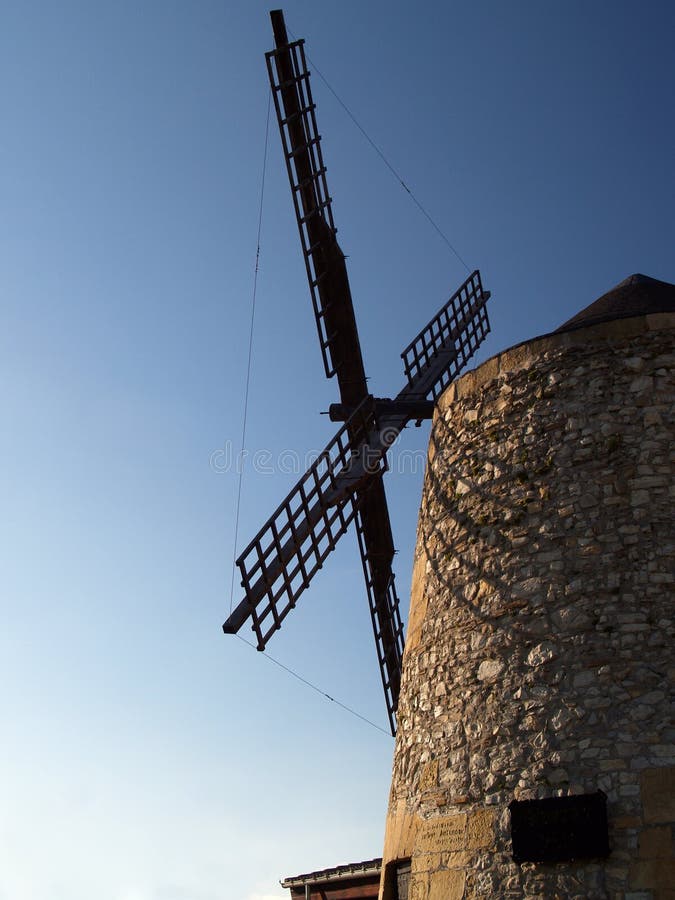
[{"x1": 555, "y1": 273, "x2": 675, "y2": 334}]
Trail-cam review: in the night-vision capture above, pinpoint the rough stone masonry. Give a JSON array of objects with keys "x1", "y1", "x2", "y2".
[{"x1": 379, "y1": 293, "x2": 674, "y2": 900}]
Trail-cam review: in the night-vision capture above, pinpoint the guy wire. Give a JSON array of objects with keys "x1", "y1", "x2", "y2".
[
  {"x1": 235, "y1": 634, "x2": 392, "y2": 737},
  {"x1": 229, "y1": 91, "x2": 271, "y2": 614},
  {"x1": 290, "y1": 30, "x2": 471, "y2": 273}
]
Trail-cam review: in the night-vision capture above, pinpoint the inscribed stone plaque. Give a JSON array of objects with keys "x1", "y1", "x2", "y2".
[{"x1": 418, "y1": 816, "x2": 466, "y2": 853}]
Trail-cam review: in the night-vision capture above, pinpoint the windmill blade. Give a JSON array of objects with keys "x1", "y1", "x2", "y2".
[
  {"x1": 266, "y1": 12, "x2": 368, "y2": 400},
  {"x1": 400, "y1": 269, "x2": 491, "y2": 401},
  {"x1": 246, "y1": 16, "x2": 492, "y2": 735},
  {"x1": 354, "y1": 477, "x2": 405, "y2": 736},
  {"x1": 223, "y1": 399, "x2": 387, "y2": 650}
]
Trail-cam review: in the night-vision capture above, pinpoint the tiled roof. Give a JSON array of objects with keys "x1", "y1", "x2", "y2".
[
  {"x1": 555, "y1": 273, "x2": 675, "y2": 334},
  {"x1": 281, "y1": 857, "x2": 382, "y2": 887}
]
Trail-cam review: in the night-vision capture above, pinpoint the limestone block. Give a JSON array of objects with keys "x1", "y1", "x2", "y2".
[
  {"x1": 629, "y1": 857, "x2": 675, "y2": 892},
  {"x1": 412, "y1": 853, "x2": 441, "y2": 875},
  {"x1": 477, "y1": 659, "x2": 504, "y2": 682},
  {"x1": 419, "y1": 760, "x2": 439, "y2": 792},
  {"x1": 428, "y1": 869, "x2": 466, "y2": 900},
  {"x1": 408, "y1": 875, "x2": 427, "y2": 900},
  {"x1": 466, "y1": 809, "x2": 495, "y2": 850},
  {"x1": 382, "y1": 801, "x2": 420, "y2": 861},
  {"x1": 638, "y1": 826, "x2": 672, "y2": 858},
  {"x1": 441, "y1": 850, "x2": 471, "y2": 869},
  {"x1": 642, "y1": 767, "x2": 675, "y2": 824}
]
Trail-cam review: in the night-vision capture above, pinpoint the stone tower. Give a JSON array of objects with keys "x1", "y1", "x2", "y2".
[{"x1": 379, "y1": 275, "x2": 675, "y2": 899}]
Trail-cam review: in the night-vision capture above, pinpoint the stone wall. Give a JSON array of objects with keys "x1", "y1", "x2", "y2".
[{"x1": 380, "y1": 313, "x2": 674, "y2": 899}]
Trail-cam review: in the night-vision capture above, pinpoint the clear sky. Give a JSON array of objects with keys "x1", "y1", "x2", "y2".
[{"x1": 1, "y1": 2, "x2": 673, "y2": 899}]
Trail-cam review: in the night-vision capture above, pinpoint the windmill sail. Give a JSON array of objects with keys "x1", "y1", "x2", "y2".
[
  {"x1": 223, "y1": 10, "x2": 492, "y2": 736},
  {"x1": 354, "y1": 485, "x2": 405, "y2": 733},
  {"x1": 222, "y1": 394, "x2": 405, "y2": 733},
  {"x1": 223, "y1": 398, "x2": 385, "y2": 648},
  {"x1": 266, "y1": 15, "x2": 363, "y2": 386},
  {"x1": 264, "y1": 10, "x2": 407, "y2": 733},
  {"x1": 400, "y1": 269, "x2": 491, "y2": 400}
]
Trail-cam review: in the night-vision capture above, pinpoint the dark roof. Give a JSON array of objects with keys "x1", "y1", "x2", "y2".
[
  {"x1": 555, "y1": 273, "x2": 675, "y2": 334},
  {"x1": 281, "y1": 857, "x2": 382, "y2": 887}
]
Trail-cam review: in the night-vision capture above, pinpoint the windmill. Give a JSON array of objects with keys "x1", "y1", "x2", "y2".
[{"x1": 223, "y1": 9, "x2": 491, "y2": 735}]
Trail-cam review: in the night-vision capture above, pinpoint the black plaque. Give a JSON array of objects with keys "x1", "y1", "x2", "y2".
[{"x1": 509, "y1": 791, "x2": 609, "y2": 863}]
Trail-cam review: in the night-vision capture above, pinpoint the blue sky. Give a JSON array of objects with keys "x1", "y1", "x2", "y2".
[{"x1": 1, "y1": 2, "x2": 673, "y2": 898}]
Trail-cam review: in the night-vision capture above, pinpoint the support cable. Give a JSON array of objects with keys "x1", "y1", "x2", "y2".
[
  {"x1": 229, "y1": 92, "x2": 272, "y2": 614},
  {"x1": 235, "y1": 634, "x2": 392, "y2": 737},
  {"x1": 290, "y1": 31, "x2": 471, "y2": 273}
]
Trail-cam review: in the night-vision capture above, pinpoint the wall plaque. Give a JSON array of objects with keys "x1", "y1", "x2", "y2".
[
  {"x1": 419, "y1": 815, "x2": 466, "y2": 853},
  {"x1": 509, "y1": 791, "x2": 609, "y2": 863}
]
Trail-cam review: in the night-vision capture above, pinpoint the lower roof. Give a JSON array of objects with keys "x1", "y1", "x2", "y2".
[{"x1": 281, "y1": 857, "x2": 382, "y2": 887}]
